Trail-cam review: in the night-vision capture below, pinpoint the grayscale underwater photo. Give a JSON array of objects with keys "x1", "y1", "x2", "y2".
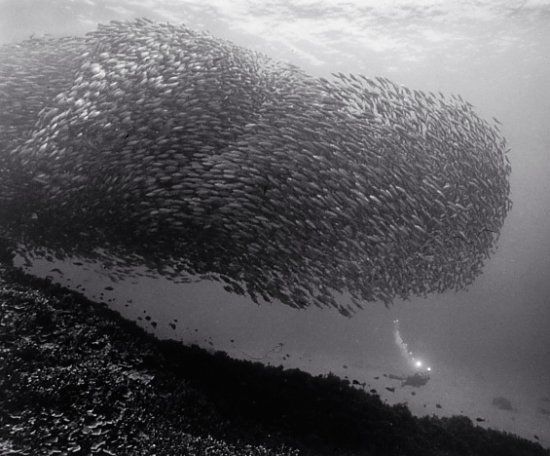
[{"x1": 0, "y1": 1, "x2": 549, "y2": 455}]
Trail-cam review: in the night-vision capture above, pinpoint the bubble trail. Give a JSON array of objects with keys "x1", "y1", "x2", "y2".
[{"x1": 393, "y1": 319, "x2": 431, "y2": 372}]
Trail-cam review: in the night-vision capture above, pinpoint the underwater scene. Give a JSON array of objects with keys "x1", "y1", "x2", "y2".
[{"x1": 0, "y1": 1, "x2": 549, "y2": 454}]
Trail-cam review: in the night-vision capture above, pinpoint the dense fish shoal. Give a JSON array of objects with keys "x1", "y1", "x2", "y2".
[{"x1": 0, "y1": 19, "x2": 512, "y2": 313}]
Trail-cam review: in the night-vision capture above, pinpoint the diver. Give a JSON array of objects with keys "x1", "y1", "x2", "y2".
[{"x1": 402, "y1": 371, "x2": 430, "y2": 388}]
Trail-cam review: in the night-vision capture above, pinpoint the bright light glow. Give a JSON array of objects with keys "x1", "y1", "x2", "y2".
[{"x1": 393, "y1": 319, "x2": 433, "y2": 373}]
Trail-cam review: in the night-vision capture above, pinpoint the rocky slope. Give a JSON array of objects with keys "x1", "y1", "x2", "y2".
[{"x1": 0, "y1": 263, "x2": 548, "y2": 456}]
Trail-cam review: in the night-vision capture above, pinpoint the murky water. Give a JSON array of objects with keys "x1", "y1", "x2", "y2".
[{"x1": 3, "y1": 0, "x2": 550, "y2": 446}]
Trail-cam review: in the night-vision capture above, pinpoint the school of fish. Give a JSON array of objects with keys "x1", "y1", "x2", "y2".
[{"x1": 0, "y1": 19, "x2": 512, "y2": 314}]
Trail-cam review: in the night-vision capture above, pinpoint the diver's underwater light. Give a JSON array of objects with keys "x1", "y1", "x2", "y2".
[{"x1": 393, "y1": 319, "x2": 433, "y2": 373}]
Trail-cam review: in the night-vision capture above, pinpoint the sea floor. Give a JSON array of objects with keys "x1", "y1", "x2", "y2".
[
  {"x1": 1, "y1": 261, "x2": 549, "y2": 455},
  {"x1": 14, "y1": 253, "x2": 550, "y2": 448}
]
